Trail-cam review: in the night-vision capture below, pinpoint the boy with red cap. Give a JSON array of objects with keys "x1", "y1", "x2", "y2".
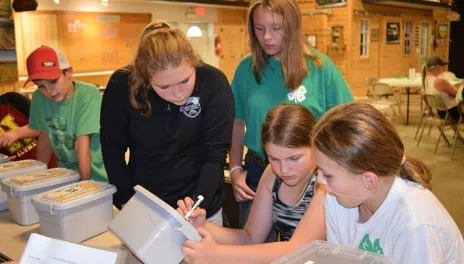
[{"x1": 25, "y1": 45, "x2": 107, "y2": 182}]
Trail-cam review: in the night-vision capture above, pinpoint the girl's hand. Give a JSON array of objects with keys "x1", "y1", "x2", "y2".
[
  {"x1": 176, "y1": 197, "x2": 207, "y2": 228},
  {"x1": 182, "y1": 228, "x2": 220, "y2": 264}
]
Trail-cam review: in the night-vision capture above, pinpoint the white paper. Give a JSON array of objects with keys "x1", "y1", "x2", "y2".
[{"x1": 19, "y1": 233, "x2": 118, "y2": 264}]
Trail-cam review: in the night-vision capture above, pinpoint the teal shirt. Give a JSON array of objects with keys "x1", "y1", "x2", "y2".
[
  {"x1": 232, "y1": 51, "x2": 353, "y2": 157},
  {"x1": 29, "y1": 81, "x2": 108, "y2": 182}
]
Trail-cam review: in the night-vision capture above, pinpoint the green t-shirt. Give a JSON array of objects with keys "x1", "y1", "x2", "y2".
[
  {"x1": 29, "y1": 81, "x2": 108, "y2": 182},
  {"x1": 232, "y1": 50, "x2": 353, "y2": 157}
]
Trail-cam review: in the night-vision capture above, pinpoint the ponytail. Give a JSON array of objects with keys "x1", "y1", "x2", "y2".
[
  {"x1": 399, "y1": 156, "x2": 432, "y2": 189},
  {"x1": 421, "y1": 64, "x2": 427, "y2": 90}
]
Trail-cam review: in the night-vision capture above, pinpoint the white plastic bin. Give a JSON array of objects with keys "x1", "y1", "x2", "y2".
[
  {"x1": 271, "y1": 240, "x2": 393, "y2": 264},
  {"x1": 108, "y1": 185, "x2": 201, "y2": 264},
  {"x1": 32, "y1": 180, "x2": 117, "y2": 243},
  {"x1": 0, "y1": 154, "x2": 8, "y2": 164},
  {"x1": 1, "y1": 168, "x2": 80, "y2": 226},
  {"x1": 0, "y1": 160, "x2": 47, "y2": 211}
]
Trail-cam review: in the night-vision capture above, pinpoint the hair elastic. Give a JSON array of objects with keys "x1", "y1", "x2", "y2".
[{"x1": 401, "y1": 155, "x2": 406, "y2": 165}]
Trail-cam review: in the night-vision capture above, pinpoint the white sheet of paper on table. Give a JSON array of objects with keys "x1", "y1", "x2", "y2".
[{"x1": 19, "y1": 233, "x2": 118, "y2": 264}]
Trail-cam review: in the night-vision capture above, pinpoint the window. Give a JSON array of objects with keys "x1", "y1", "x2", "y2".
[
  {"x1": 420, "y1": 23, "x2": 428, "y2": 57},
  {"x1": 360, "y1": 20, "x2": 369, "y2": 57},
  {"x1": 404, "y1": 22, "x2": 412, "y2": 55}
]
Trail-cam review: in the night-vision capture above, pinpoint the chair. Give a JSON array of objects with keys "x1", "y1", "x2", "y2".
[
  {"x1": 417, "y1": 95, "x2": 459, "y2": 154},
  {"x1": 451, "y1": 102, "x2": 464, "y2": 160},
  {"x1": 414, "y1": 91, "x2": 432, "y2": 140},
  {"x1": 366, "y1": 76, "x2": 379, "y2": 99},
  {"x1": 371, "y1": 82, "x2": 404, "y2": 122}
]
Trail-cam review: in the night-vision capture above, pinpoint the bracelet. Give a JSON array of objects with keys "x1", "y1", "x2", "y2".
[{"x1": 229, "y1": 166, "x2": 244, "y2": 176}]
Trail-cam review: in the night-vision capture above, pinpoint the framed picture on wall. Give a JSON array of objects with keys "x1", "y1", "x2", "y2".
[
  {"x1": 316, "y1": 0, "x2": 346, "y2": 8},
  {"x1": 306, "y1": 34, "x2": 317, "y2": 48},
  {"x1": 0, "y1": 0, "x2": 11, "y2": 16},
  {"x1": 371, "y1": 29, "x2": 379, "y2": 42},
  {"x1": 438, "y1": 24, "x2": 448, "y2": 38},
  {"x1": 0, "y1": 19, "x2": 15, "y2": 50},
  {"x1": 386, "y1": 23, "x2": 400, "y2": 44}
]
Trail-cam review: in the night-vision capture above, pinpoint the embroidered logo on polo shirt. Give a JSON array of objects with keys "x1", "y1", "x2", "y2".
[{"x1": 180, "y1": 97, "x2": 201, "y2": 118}]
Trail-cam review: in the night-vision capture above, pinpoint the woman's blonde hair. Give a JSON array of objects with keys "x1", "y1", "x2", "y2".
[
  {"x1": 128, "y1": 21, "x2": 202, "y2": 116},
  {"x1": 247, "y1": 0, "x2": 324, "y2": 91},
  {"x1": 311, "y1": 102, "x2": 432, "y2": 189},
  {"x1": 262, "y1": 104, "x2": 316, "y2": 149}
]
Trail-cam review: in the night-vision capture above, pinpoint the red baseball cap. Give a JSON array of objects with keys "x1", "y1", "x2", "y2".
[{"x1": 24, "y1": 45, "x2": 70, "y2": 87}]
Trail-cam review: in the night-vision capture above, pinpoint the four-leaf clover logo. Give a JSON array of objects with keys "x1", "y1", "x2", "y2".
[
  {"x1": 287, "y1": 85, "x2": 307, "y2": 103},
  {"x1": 358, "y1": 234, "x2": 384, "y2": 255}
]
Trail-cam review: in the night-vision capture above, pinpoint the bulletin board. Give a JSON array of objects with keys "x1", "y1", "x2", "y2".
[{"x1": 16, "y1": 11, "x2": 152, "y2": 75}]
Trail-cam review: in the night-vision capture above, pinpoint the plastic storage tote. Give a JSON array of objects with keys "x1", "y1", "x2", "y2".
[
  {"x1": 271, "y1": 240, "x2": 393, "y2": 264},
  {"x1": 32, "y1": 180, "x2": 117, "y2": 243},
  {"x1": 108, "y1": 185, "x2": 201, "y2": 264},
  {"x1": 1, "y1": 168, "x2": 80, "y2": 225},
  {"x1": 0, "y1": 160, "x2": 47, "y2": 211},
  {"x1": 0, "y1": 154, "x2": 8, "y2": 164}
]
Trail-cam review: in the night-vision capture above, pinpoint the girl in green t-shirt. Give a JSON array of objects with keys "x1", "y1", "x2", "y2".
[{"x1": 229, "y1": 0, "x2": 353, "y2": 230}]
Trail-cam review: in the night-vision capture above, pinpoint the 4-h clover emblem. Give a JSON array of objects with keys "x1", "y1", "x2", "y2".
[
  {"x1": 358, "y1": 234, "x2": 384, "y2": 255},
  {"x1": 287, "y1": 85, "x2": 307, "y2": 103}
]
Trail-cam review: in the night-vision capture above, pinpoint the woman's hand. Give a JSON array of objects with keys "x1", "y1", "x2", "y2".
[
  {"x1": 176, "y1": 197, "x2": 207, "y2": 228},
  {"x1": 182, "y1": 228, "x2": 221, "y2": 264},
  {"x1": 231, "y1": 170, "x2": 255, "y2": 202}
]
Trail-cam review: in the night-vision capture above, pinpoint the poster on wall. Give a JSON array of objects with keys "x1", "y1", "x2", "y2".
[
  {"x1": 0, "y1": 19, "x2": 15, "y2": 50},
  {"x1": 438, "y1": 24, "x2": 448, "y2": 38},
  {"x1": 306, "y1": 34, "x2": 317, "y2": 48},
  {"x1": 0, "y1": 18, "x2": 16, "y2": 66},
  {"x1": 316, "y1": 0, "x2": 347, "y2": 8},
  {"x1": 371, "y1": 29, "x2": 379, "y2": 42},
  {"x1": 0, "y1": 0, "x2": 11, "y2": 17},
  {"x1": 386, "y1": 23, "x2": 400, "y2": 44}
]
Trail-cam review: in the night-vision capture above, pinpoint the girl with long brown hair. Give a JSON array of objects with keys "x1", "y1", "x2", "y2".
[
  {"x1": 313, "y1": 101, "x2": 463, "y2": 263},
  {"x1": 177, "y1": 104, "x2": 326, "y2": 263},
  {"x1": 100, "y1": 21, "x2": 234, "y2": 226},
  {"x1": 228, "y1": 0, "x2": 353, "y2": 229}
]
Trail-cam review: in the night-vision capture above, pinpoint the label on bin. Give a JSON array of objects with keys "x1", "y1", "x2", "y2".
[
  {"x1": 0, "y1": 160, "x2": 35, "y2": 172},
  {"x1": 44, "y1": 182, "x2": 103, "y2": 202},
  {"x1": 11, "y1": 169, "x2": 69, "y2": 185}
]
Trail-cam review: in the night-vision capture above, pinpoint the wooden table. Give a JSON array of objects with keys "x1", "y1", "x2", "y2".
[{"x1": 0, "y1": 207, "x2": 142, "y2": 263}]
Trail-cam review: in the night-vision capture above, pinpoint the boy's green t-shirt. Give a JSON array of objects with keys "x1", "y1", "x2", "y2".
[
  {"x1": 232, "y1": 50, "x2": 354, "y2": 157},
  {"x1": 29, "y1": 81, "x2": 108, "y2": 182}
]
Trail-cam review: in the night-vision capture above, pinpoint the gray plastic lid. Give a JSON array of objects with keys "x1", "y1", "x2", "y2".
[
  {"x1": 133, "y1": 185, "x2": 201, "y2": 242},
  {"x1": 0, "y1": 160, "x2": 47, "y2": 179},
  {"x1": 271, "y1": 241, "x2": 393, "y2": 264},
  {"x1": 32, "y1": 180, "x2": 117, "y2": 213},
  {"x1": 2, "y1": 168, "x2": 80, "y2": 193},
  {"x1": 0, "y1": 154, "x2": 8, "y2": 164}
]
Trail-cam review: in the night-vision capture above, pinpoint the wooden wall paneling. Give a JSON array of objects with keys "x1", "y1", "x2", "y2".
[
  {"x1": 326, "y1": 8, "x2": 351, "y2": 82},
  {"x1": 302, "y1": 15, "x2": 329, "y2": 54},
  {"x1": 16, "y1": 11, "x2": 60, "y2": 76},
  {"x1": 16, "y1": 11, "x2": 150, "y2": 76},
  {"x1": 431, "y1": 8, "x2": 451, "y2": 62},
  {"x1": 217, "y1": 8, "x2": 247, "y2": 83},
  {"x1": 300, "y1": 4, "x2": 351, "y2": 82},
  {"x1": 379, "y1": 16, "x2": 405, "y2": 78},
  {"x1": 57, "y1": 12, "x2": 151, "y2": 73},
  {"x1": 350, "y1": 14, "x2": 381, "y2": 96}
]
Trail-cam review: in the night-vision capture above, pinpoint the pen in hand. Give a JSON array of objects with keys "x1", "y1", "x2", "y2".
[{"x1": 184, "y1": 195, "x2": 204, "y2": 221}]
